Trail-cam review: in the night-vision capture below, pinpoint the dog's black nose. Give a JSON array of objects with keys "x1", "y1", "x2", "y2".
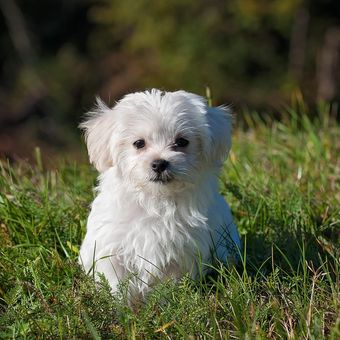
[{"x1": 151, "y1": 159, "x2": 169, "y2": 173}]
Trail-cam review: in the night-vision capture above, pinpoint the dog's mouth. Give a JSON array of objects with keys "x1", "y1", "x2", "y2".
[{"x1": 150, "y1": 173, "x2": 174, "y2": 184}]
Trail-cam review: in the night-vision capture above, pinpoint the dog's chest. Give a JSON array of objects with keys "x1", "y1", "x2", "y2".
[
  {"x1": 115, "y1": 206, "x2": 210, "y2": 274},
  {"x1": 91, "y1": 188, "x2": 212, "y2": 277}
]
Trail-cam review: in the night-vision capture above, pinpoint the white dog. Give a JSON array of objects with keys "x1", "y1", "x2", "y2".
[{"x1": 79, "y1": 89, "x2": 240, "y2": 300}]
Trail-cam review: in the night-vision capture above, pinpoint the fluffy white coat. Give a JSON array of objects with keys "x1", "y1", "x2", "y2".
[{"x1": 79, "y1": 89, "x2": 240, "y2": 299}]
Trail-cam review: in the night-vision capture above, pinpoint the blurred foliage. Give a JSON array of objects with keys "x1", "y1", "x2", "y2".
[
  {"x1": 89, "y1": 0, "x2": 299, "y2": 102},
  {"x1": 0, "y1": 0, "x2": 339, "y2": 158}
]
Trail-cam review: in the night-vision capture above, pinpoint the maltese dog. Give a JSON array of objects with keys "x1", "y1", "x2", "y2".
[{"x1": 79, "y1": 89, "x2": 240, "y2": 300}]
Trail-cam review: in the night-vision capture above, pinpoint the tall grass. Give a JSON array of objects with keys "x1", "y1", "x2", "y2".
[{"x1": 0, "y1": 104, "x2": 339, "y2": 338}]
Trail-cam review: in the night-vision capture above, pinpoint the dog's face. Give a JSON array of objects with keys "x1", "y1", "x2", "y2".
[{"x1": 80, "y1": 90, "x2": 232, "y2": 193}]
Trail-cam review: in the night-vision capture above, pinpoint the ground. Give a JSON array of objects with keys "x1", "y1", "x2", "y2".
[{"x1": 0, "y1": 102, "x2": 339, "y2": 338}]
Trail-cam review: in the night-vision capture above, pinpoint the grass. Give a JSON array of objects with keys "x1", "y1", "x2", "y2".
[{"x1": 0, "y1": 102, "x2": 339, "y2": 338}]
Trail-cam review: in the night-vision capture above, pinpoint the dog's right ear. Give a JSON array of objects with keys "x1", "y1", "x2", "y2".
[{"x1": 79, "y1": 98, "x2": 115, "y2": 172}]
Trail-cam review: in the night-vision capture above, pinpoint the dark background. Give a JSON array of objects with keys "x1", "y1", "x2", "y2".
[{"x1": 0, "y1": 0, "x2": 339, "y2": 162}]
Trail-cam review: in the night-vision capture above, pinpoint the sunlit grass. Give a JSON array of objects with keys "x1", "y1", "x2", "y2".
[{"x1": 0, "y1": 104, "x2": 339, "y2": 338}]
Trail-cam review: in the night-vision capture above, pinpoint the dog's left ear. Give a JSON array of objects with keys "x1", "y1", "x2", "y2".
[
  {"x1": 175, "y1": 90, "x2": 232, "y2": 166},
  {"x1": 204, "y1": 105, "x2": 232, "y2": 166}
]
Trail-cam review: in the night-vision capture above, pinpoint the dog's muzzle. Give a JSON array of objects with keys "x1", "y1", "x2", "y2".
[
  {"x1": 150, "y1": 159, "x2": 173, "y2": 183},
  {"x1": 151, "y1": 159, "x2": 169, "y2": 174}
]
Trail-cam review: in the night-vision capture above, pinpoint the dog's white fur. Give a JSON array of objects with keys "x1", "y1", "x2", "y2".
[{"x1": 79, "y1": 89, "x2": 240, "y2": 299}]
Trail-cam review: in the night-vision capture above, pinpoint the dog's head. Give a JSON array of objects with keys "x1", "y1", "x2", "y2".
[{"x1": 80, "y1": 89, "x2": 232, "y2": 192}]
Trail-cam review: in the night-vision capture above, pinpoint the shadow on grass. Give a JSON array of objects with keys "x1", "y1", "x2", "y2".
[{"x1": 226, "y1": 182, "x2": 339, "y2": 280}]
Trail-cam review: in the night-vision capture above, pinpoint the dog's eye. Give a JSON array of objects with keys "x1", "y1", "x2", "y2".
[
  {"x1": 133, "y1": 139, "x2": 145, "y2": 149},
  {"x1": 174, "y1": 138, "x2": 189, "y2": 148}
]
